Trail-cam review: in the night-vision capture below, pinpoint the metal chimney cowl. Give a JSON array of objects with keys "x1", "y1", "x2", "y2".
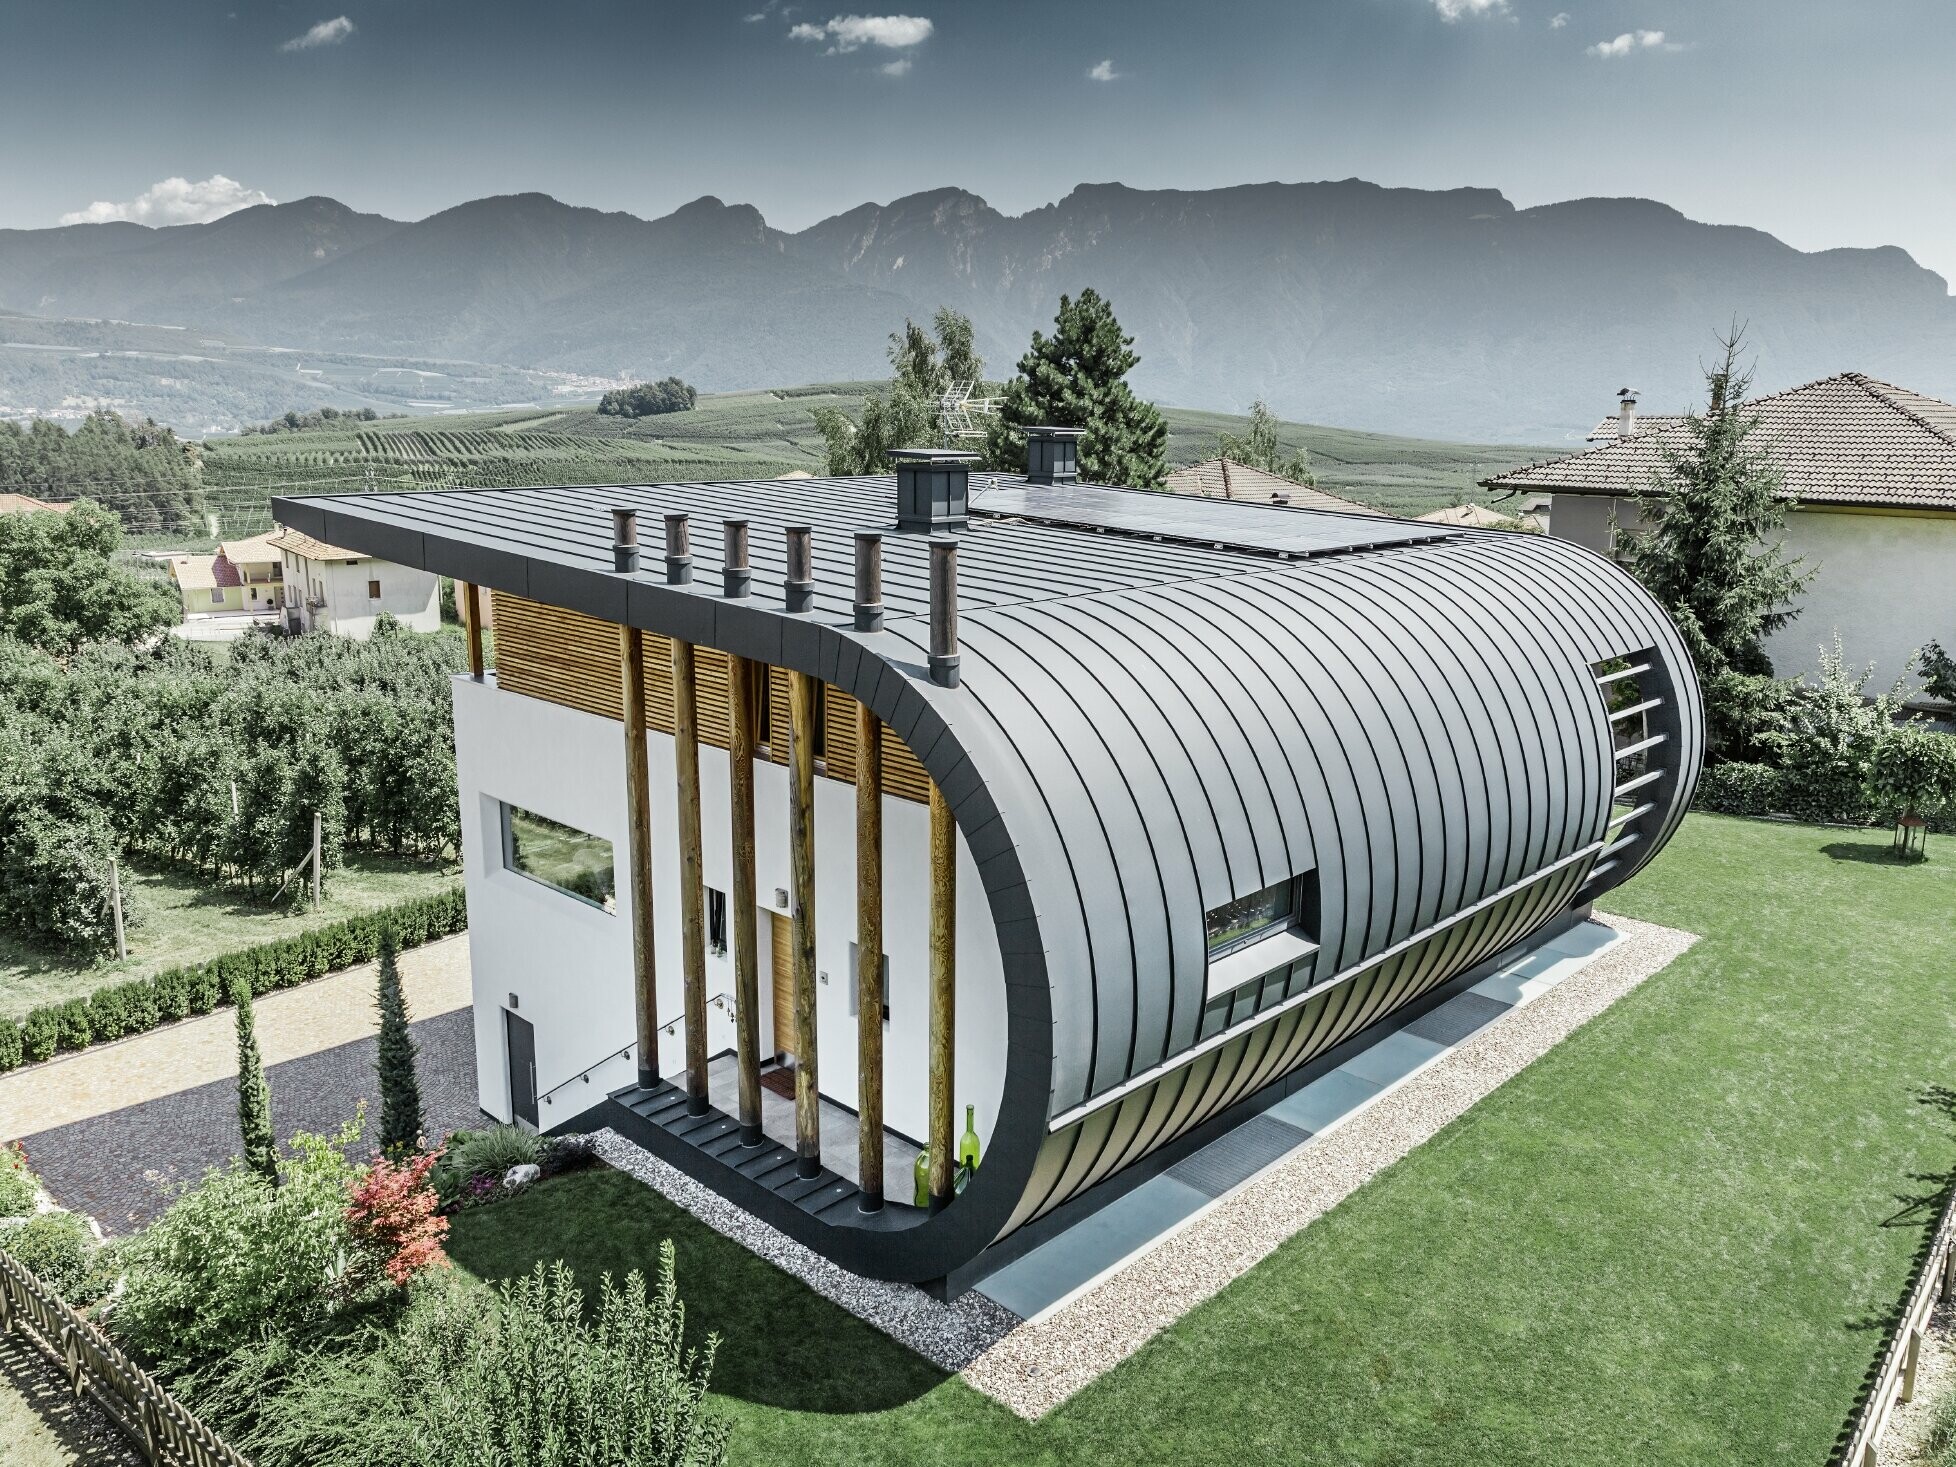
[
  {"x1": 1025, "y1": 426, "x2": 1086, "y2": 484},
  {"x1": 890, "y1": 449, "x2": 978, "y2": 533}
]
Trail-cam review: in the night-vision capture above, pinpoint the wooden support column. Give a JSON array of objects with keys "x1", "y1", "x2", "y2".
[
  {"x1": 620, "y1": 626, "x2": 659, "y2": 1087},
  {"x1": 928, "y1": 778, "x2": 956, "y2": 1207},
  {"x1": 728, "y1": 655, "x2": 763, "y2": 1144},
  {"x1": 856, "y1": 701, "x2": 885, "y2": 1208},
  {"x1": 461, "y1": 582, "x2": 485, "y2": 680},
  {"x1": 673, "y1": 636, "x2": 709, "y2": 1114},
  {"x1": 788, "y1": 667, "x2": 821, "y2": 1177}
]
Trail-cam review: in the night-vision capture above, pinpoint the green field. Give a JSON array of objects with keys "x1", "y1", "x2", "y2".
[
  {"x1": 0, "y1": 853, "x2": 461, "y2": 1021},
  {"x1": 448, "y1": 813, "x2": 1956, "y2": 1466},
  {"x1": 191, "y1": 386, "x2": 1558, "y2": 536}
]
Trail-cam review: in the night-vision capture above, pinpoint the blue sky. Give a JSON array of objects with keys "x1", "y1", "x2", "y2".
[{"x1": 5, "y1": 0, "x2": 1952, "y2": 282}]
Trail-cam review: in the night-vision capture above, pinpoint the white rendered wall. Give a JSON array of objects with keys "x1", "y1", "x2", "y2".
[
  {"x1": 453, "y1": 675, "x2": 1010, "y2": 1150},
  {"x1": 284, "y1": 551, "x2": 440, "y2": 638},
  {"x1": 1552, "y1": 495, "x2": 1954, "y2": 700}
]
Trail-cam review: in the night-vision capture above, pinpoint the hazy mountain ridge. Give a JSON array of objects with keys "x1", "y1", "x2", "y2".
[{"x1": 3, "y1": 179, "x2": 1951, "y2": 440}]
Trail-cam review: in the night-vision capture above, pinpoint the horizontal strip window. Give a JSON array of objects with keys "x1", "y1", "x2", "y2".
[
  {"x1": 1204, "y1": 927, "x2": 1320, "y2": 1002},
  {"x1": 1048, "y1": 841, "x2": 1602, "y2": 1133},
  {"x1": 501, "y1": 802, "x2": 615, "y2": 912}
]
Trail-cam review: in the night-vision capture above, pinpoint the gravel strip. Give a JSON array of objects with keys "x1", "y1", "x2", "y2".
[
  {"x1": 1866, "y1": 1300, "x2": 1956, "y2": 1466},
  {"x1": 961, "y1": 912, "x2": 1697, "y2": 1418},
  {"x1": 591, "y1": 1131, "x2": 1020, "y2": 1371},
  {"x1": 593, "y1": 912, "x2": 1694, "y2": 1416}
]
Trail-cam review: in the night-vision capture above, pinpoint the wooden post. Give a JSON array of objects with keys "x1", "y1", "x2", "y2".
[
  {"x1": 461, "y1": 581, "x2": 485, "y2": 679},
  {"x1": 310, "y1": 811, "x2": 322, "y2": 909},
  {"x1": 729, "y1": 655, "x2": 763, "y2": 1144},
  {"x1": 673, "y1": 637, "x2": 709, "y2": 1114},
  {"x1": 789, "y1": 667, "x2": 820, "y2": 1177},
  {"x1": 620, "y1": 626, "x2": 659, "y2": 1086},
  {"x1": 108, "y1": 856, "x2": 127, "y2": 961},
  {"x1": 856, "y1": 701, "x2": 885, "y2": 1207},
  {"x1": 1903, "y1": 1326, "x2": 1925, "y2": 1402},
  {"x1": 928, "y1": 779, "x2": 956, "y2": 1206}
]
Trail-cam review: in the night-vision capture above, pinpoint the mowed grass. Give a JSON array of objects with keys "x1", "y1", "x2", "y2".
[
  {"x1": 0, "y1": 853, "x2": 460, "y2": 1020},
  {"x1": 448, "y1": 813, "x2": 1956, "y2": 1465}
]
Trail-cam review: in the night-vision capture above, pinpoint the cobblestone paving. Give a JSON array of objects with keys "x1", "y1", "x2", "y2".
[{"x1": 19, "y1": 1008, "x2": 484, "y2": 1235}]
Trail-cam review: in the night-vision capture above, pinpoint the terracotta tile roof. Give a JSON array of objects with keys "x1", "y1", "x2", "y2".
[
  {"x1": 1416, "y1": 502, "x2": 1526, "y2": 528},
  {"x1": 267, "y1": 527, "x2": 362, "y2": 562},
  {"x1": 0, "y1": 493, "x2": 72, "y2": 515},
  {"x1": 1164, "y1": 457, "x2": 1373, "y2": 515},
  {"x1": 218, "y1": 531, "x2": 282, "y2": 566},
  {"x1": 1482, "y1": 373, "x2": 1956, "y2": 512},
  {"x1": 169, "y1": 554, "x2": 229, "y2": 591}
]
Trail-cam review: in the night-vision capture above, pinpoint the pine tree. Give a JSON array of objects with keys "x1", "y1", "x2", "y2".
[
  {"x1": 233, "y1": 981, "x2": 277, "y2": 1185},
  {"x1": 985, "y1": 288, "x2": 1169, "y2": 488},
  {"x1": 1621, "y1": 327, "x2": 1810, "y2": 681},
  {"x1": 375, "y1": 926, "x2": 425, "y2": 1158}
]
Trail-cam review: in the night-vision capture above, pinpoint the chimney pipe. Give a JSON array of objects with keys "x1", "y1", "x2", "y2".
[
  {"x1": 722, "y1": 519, "x2": 750, "y2": 598},
  {"x1": 611, "y1": 507, "x2": 639, "y2": 573},
  {"x1": 1024, "y1": 426, "x2": 1086, "y2": 485},
  {"x1": 784, "y1": 527, "x2": 813, "y2": 613},
  {"x1": 891, "y1": 448, "x2": 976, "y2": 533},
  {"x1": 854, "y1": 531, "x2": 884, "y2": 632},
  {"x1": 1617, "y1": 389, "x2": 1639, "y2": 439},
  {"x1": 664, "y1": 513, "x2": 692, "y2": 585},
  {"x1": 928, "y1": 537, "x2": 959, "y2": 688}
]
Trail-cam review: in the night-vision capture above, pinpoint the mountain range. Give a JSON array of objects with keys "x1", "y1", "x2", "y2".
[{"x1": 4, "y1": 179, "x2": 1952, "y2": 441}]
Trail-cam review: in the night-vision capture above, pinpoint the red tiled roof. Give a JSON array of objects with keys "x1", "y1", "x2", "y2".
[
  {"x1": 1482, "y1": 373, "x2": 1956, "y2": 512},
  {"x1": 1165, "y1": 457, "x2": 1374, "y2": 515}
]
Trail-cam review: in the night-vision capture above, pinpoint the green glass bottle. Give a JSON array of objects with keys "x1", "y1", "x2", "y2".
[
  {"x1": 958, "y1": 1104, "x2": 981, "y2": 1176},
  {"x1": 913, "y1": 1145, "x2": 932, "y2": 1207}
]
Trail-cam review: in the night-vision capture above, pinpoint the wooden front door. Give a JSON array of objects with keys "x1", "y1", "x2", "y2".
[{"x1": 770, "y1": 910, "x2": 795, "y2": 1058}]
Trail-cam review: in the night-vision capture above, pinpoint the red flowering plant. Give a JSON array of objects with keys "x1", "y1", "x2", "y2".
[{"x1": 345, "y1": 1149, "x2": 451, "y2": 1289}]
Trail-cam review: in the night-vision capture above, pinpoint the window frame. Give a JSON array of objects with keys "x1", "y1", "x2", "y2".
[{"x1": 499, "y1": 802, "x2": 616, "y2": 913}]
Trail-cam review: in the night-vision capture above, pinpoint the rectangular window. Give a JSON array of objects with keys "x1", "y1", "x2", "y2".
[
  {"x1": 847, "y1": 942, "x2": 892, "y2": 1023},
  {"x1": 367, "y1": 578, "x2": 382, "y2": 600},
  {"x1": 707, "y1": 888, "x2": 728, "y2": 956},
  {"x1": 1204, "y1": 880, "x2": 1296, "y2": 957},
  {"x1": 209, "y1": 588, "x2": 224, "y2": 605},
  {"x1": 500, "y1": 803, "x2": 615, "y2": 912}
]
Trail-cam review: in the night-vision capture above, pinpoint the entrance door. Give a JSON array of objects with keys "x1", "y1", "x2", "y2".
[
  {"x1": 504, "y1": 1009, "x2": 538, "y2": 1128},
  {"x1": 770, "y1": 911, "x2": 795, "y2": 1059}
]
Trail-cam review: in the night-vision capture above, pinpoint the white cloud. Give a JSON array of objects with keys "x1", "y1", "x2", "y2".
[
  {"x1": 1087, "y1": 58, "x2": 1120, "y2": 82},
  {"x1": 879, "y1": 56, "x2": 911, "y2": 75},
  {"x1": 1431, "y1": 0, "x2": 1509, "y2": 20},
  {"x1": 280, "y1": 15, "x2": 354, "y2": 52},
  {"x1": 60, "y1": 175, "x2": 277, "y2": 228},
  {"x1": 1588, "y1": 28, "x2": 1676, "y2": 57},
  {"x1": 1549, "y1": 11, "x2": 1569, "y2": 27},
  {"x1": 790, "y1": 14, "x2": 932, "y2": 53}
]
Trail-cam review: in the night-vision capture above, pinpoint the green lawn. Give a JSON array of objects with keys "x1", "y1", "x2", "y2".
[
  {"x1": 449, "y1": 813, "x2": 1956, "y2": 1466},
  {"x1": 0, "y1": 853, "x2": 460, "y2": 1020}
]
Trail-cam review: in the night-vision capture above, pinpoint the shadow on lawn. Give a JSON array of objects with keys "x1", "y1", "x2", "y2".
[
  {"x1": 1820, "y1": 840, "x2": 1922, "y2": 867},
  {"x1": 446, "y1": 1165, "x2": 951, "y2": 1416}
]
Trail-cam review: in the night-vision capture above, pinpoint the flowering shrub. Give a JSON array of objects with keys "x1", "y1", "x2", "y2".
[
  {"x1": 345, "y1": 1150, "x2": 450, "y2": 1289},
  {"x1": 0, "y1": 1140, "x2": 35, "y2": 1217}
]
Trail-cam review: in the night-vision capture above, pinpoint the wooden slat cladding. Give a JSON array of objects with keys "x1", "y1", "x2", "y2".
[{"x1": 490, "y1": 590, "x2": 926, "y2": 801}]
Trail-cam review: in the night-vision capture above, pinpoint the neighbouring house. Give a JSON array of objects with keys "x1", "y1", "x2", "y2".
[
  {"x1": 167, "y1": 531, "x2": 283, "y2": 618},
  {"x1": 0, "y1": 493, "x2": 72, "y2": 516},
  {"x1": 1414, "y1": 502, "x2": 1541, "y2": 532},
  {"x1": 267, "y1": 527, "x2": 441, "y2": 638},
  {"x1": 1483, "y1": 374, "x2": 1956, "y2": 700},
  {"x1": 273, "y1": 427, "x2": 1702, "y2": 1297},
  {"x1": 1165, "y1": 456, "x2": 1372, "y2": 513}
]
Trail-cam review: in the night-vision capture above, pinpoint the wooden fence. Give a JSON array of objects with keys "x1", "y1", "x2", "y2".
[
  {"x1": 1836, "y1": 1181, "x2": 1956, "y2": 1465},
  {"x1": 0, "y1": 1250, "x2": 250, "y2": 1467}
]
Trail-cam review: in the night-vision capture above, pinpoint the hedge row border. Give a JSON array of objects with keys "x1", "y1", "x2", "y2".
[
  {"x1": 0, "y1": 887, "x2": 466, "y2": 1074},
  {"x1": 1693, "y1": 761, "x2": 1956, "y2": 835}
]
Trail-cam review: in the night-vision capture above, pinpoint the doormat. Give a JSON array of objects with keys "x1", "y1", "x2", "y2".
[{"x1": 759, "y1": 1066, "x2": 796, "y2": 1101}]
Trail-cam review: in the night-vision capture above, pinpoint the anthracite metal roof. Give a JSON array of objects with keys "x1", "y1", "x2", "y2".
[{"x1": 275, "y1": 470, "x2": 1704, "y2": 1281}]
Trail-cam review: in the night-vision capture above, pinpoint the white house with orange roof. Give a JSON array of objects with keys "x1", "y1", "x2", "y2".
[{"x1": 269, "y1": 526, "x2": 440, "y2": 638}]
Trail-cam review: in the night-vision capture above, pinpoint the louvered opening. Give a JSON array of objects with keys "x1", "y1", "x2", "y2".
[
  {"x1": 490, "y1": 590, "x2": 928, "y2": 803},
  {"x1": 1583, "y1": 649, "x2": 1666, "y2": 890}
]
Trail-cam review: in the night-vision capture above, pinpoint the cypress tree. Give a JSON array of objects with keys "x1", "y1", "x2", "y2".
[
  {"x1": 375, "y1": 926, "x2": 424, "y2": 1157},
  {"x1": 985, "y1": 288, "x2": 1169, "y2": 488},
  {"x1": 233, "y1": 982, "x2": 277, "y2": 1185}
]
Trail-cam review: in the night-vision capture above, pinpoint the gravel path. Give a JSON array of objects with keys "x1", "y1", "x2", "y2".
[
  {"x1": 0, "y1": 934, "x2": 472, "y2": 1141},
  {"x1": 18, "y1": 1006, "x2": 483, "y2": 1235}
]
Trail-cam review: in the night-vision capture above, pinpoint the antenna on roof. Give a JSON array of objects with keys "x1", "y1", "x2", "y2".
[{"x1": 938, "y1": 380, "x2": 999, "y2": 447}]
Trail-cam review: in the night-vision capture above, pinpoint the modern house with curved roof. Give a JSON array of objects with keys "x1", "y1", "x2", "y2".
[{"x1": 273, "y1": 428, "x2": 1702, "y2": 1296}]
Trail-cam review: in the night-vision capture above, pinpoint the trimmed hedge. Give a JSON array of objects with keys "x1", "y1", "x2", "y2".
[
  {"x1": 1694, "y1": 763, "x2": 1956, "y2": 833},
  {"x1": 0, "y1": 886, "x2": 466, "y2": 1073}
]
